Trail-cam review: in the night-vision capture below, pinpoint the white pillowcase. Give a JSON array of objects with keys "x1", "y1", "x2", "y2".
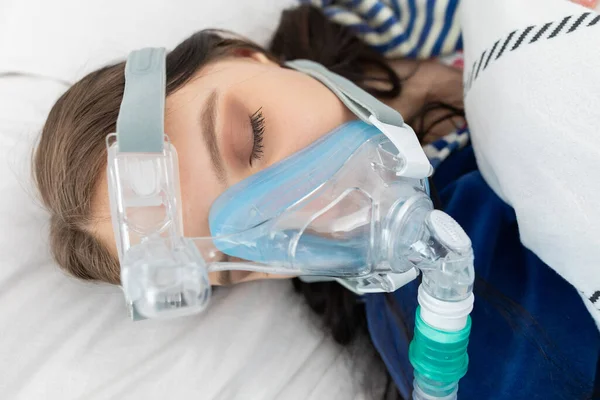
[
  {"x1": 0, "y1": 0, "x2": 295, "y2": 82},
  {"x1": 460, "y1": 0, "x2": 600, "y2": 325}
]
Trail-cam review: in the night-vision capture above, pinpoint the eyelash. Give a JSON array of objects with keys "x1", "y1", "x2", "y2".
[{"x1": 249, "y1": 108, "x2": 265, "y2": 164}]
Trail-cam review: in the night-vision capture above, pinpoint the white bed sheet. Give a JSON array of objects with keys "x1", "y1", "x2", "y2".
[{"x1": 0, "y1": 1, "x2": 369, "y2": 399}]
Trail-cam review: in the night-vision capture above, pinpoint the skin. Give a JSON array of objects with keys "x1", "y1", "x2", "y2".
[
  {"x1": 571, "y1": 0, "x2": 597, "y2": 8},
  {"x1": 91, "y1": 51, "x2": 463, "y2": 286}
]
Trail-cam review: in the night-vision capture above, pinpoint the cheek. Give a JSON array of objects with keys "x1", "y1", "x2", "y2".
[
  {"x1": 165, "y1": 114, "x2": 223, "y2": 238},
  {"x1": 178, "y1": 154, "x2": 221, "y2": 238},
  {"x1": 220, "y1": 95, "x2": 254, "y2": 171}
]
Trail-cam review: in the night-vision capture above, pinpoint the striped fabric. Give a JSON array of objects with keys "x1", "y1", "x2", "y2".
[
  {"x1": 303, "y1": 0, "x2": 462, "y2": 58},
  {"x1": 422, "y1": 125, "x2": 470, "y2": 171}
]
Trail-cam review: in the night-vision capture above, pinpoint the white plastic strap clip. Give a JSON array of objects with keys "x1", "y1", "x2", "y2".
[{"x1": 369, "y1": 115, "x2": 433, "y2": 179}]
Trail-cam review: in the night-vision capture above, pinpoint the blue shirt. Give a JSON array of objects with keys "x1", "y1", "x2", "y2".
[{"x1": 365, "y1": 146, "x2": 599, "y2": 399}]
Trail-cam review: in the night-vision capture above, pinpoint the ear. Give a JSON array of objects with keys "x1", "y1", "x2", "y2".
[{"x1": 231, "y1": 48, "x2": 276, "y2": 65}]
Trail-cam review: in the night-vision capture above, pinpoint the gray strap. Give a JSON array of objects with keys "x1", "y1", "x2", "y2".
[
  {"x1": 285, "y1": 59, "x2": 404, "y2": 127},
  {"x1": 116, "y1": 48, "x2": 166, "y2": 153}
]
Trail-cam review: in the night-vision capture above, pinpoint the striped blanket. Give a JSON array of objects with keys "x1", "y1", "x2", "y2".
[{"x1": 303, "y1": 0, "x2": 462, "y2": 58}]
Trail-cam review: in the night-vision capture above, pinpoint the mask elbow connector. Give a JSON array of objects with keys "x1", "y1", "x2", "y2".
[
  {"x1": 407, "y1": 209, "x2": 475, "y2": 400},
  {"x1": 413, "y1": 209, "x2": 475, "y2": 303}
]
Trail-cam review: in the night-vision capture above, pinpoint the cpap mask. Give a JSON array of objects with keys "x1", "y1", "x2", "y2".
[{"x1": 108, "y1": 48, "x2": 474, "y2": 399}]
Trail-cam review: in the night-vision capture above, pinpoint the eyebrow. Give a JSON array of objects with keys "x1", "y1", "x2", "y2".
[{"x1": 201, "y1": 90, "x2": 226, "y2": 183}]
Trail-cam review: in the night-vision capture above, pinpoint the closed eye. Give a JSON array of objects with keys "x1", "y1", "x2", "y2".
[{"x1": 249, "y1": 108, "x2": 265, "y2": 165}]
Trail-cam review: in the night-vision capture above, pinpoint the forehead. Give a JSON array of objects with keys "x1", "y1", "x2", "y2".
[{"x1": 166, "y1": 58, "x2": 266, "y2": 101}]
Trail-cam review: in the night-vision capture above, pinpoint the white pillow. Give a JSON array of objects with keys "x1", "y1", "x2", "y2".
[
  {"x1": 0, "y1": 1, "x2": 372, "y2": 398},
  {"x1": 460, "y1": 0, "x2": 600, "y2": 324},
  {"x1": 0, "y1": 0, "x2": 296, "y2": 82}
]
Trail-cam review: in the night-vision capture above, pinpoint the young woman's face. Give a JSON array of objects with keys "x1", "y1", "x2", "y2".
[{"x1": 92, "y1": 52, "x2": 354, "y2": 285}]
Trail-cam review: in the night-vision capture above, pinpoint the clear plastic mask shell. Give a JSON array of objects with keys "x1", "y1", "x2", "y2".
[
  {"x1": 206, "y1": 122, "x2": 431, "y2": 278},
  {"x1": 106, "y1": 134, "x2": 210, "y2": 319}
]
